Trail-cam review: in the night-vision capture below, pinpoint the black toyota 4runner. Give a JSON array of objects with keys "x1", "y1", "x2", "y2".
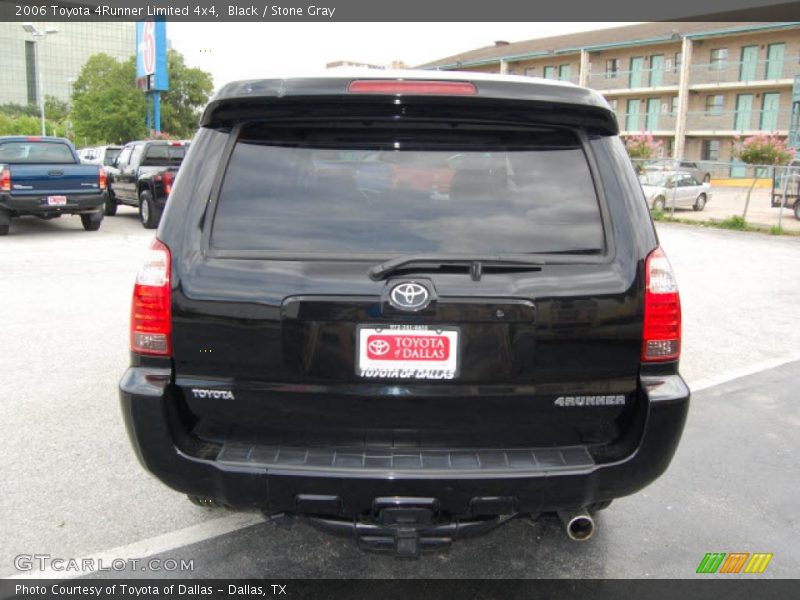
[{"x1": 120, "y1": 72, "x2": 689, "y2": 556}]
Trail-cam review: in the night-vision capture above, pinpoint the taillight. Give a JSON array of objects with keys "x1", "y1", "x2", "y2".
[
  {"x1": 98, "y1": 167, "x2": 107, "y2": 191},
  {"x1": 163, "y1": 171, "x2": 173, "y2": 195},
  {"x1": 1, "y1": 168, "x2": 10, "y2": 192},
  {"x1": 642, "y1": 247, "x2": 681, "y2": 362},
  {"x1": 347, "y1": 79, "x2": 478, "y2": 95},
  {"x1": 130, "y1": 238, "x2": 171, "y2": 356}
]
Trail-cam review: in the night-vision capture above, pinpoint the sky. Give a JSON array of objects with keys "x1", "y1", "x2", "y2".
[{"x1": 167, "y1": 22, "x2": 636, "y2": 91}]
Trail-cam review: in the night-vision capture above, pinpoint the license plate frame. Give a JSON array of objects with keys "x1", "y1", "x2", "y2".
[
  {"x1": 47, "y1": 195, "x2": 68, "y2": 206},
  {"x1": 356, "y1": 325, "x2": 460, "y2": 380}
]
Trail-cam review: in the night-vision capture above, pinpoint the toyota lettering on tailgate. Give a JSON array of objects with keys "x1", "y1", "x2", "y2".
[{"x1": 357, "y1": 327, "x2": 459, "y2": 379}]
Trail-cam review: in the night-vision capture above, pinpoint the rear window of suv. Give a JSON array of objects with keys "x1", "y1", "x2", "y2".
[
  {"x1": 143, "y1": 144, "x2": 186, "y2": 162},
  {"x1": 210, "y1": 123, "x2": 605, "y2": 256}
]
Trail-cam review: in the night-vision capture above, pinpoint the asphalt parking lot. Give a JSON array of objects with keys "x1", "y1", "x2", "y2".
[{"x1": 2, "y1": 207, "x2": 800, "y2": 578}]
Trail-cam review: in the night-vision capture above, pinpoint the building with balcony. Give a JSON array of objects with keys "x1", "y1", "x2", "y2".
[
  {"x1": 0, "y1": 22, "x2": 135, "y2": 106},
  {"x1": 419, "y1": 22, "x2": 800, "y2": 165}
]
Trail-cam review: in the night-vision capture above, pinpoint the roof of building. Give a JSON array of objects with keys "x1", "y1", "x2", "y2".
[{"x1": 417, "y1": 21, "x2": 796, "y2": 69}]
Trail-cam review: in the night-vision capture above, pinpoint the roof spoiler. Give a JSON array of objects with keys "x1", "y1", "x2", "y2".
[{"x1": 199, "y1": 77, "x2": 619, "y2": 135}]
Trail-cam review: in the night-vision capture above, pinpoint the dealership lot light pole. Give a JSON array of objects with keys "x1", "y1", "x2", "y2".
[{"x1": 22, "y1": 23, "x2": 58, "y2": 137}]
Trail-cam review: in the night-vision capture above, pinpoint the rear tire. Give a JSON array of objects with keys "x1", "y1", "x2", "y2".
[
  {"x1": 693, "y1": 193, "x2": 707, "y2": 211},
  {"x1": 80, "y1": 210, "x2": 103, "y2": 231},
  {"x1": 703, "y1": 173, "x2": 711, "y2": 184},
  {"x1": 104, "y1": 191, "x2": 118, "y2": 216},
  {"x1": 139, "y1": 189, "x2": 160, "y2": 229},
  {"x1": 794, "y1": 201, "x2": 800, "y2": 221},
  {"x1": 652, "y1": 197, "x2": 666, "y2": 211},
  {"x1": 0, "y1": 224, "x2": 8, "y2": 236}
]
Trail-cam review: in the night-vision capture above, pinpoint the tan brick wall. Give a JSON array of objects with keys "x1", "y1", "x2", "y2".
[
  {"x1": 686, "y1": 88, "x2": 791, "y2": 132},
  {"x1": 689, "y1": 30, "x2": 800, "y2": 85},
  {"x1": 506, "y1": 54, "x2": 580, "y2": 82}
]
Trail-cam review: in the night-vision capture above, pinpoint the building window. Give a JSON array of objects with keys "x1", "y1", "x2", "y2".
[
  {"x1": 605, "y1": 59, "x2": 620, "y2": 79},
  {"x1": 559, "y1": 64, "x2": 571, "y2": 81},
  {"x1": 709, "y1": 48, "x2": 729, "y2": 71},
  {"x1": 25, "y1": 41, "x2": 37, "y2": 105},
  {"x1": 524, "y1": 67, "x2": 535, "y2": 77},
  {"x1": 608, "y1": 99, "x2": 618, "y2": 111},
  {"x1": 671, "y1": 96, "x2": 679, "y2": 115},
  {"x1": 702, "y1": 139, "x2": 720, "y2": 161},
  {"x1": 704, "y1": 95, "x2": 724, "y2": 115},
  {"x1": 543, "y1": 66, "x2": 556, "y2": 79},
  {"x1": 674, "y1": 51, "x2": 683, "y2": 73}
]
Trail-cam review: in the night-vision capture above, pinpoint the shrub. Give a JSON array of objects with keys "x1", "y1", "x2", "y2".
[{"x1": 625, "y1": 132, "x2": 664, "y2": 161}]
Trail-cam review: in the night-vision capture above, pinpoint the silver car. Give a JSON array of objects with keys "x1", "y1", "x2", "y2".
[
  {"x1": 640, "y1": 171, "x2": 711, "y2": 211},
  {"x1": 644, "y1": 159, "x2": 711, "y2": 184}
]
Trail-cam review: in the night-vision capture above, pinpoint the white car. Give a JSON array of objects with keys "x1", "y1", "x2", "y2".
[{"x1": 639, "y1": 171, "x2": 711, "y2": 212}]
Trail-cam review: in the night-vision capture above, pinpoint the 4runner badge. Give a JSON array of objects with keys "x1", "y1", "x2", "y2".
[
  {"x1": 191, "y1": 388, "x2": 235, "y2": 400},
  {"x1": 554, "y1": 395, "x2": 625, "y2": 407}
]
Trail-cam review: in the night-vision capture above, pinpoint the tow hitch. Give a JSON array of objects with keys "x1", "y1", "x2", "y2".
[{"x1": 302, "y1": 497, "x2": 514, "y2": 558}]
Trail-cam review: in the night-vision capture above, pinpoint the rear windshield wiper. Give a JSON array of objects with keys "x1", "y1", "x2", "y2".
[{"x1": 369, "y1": 254, "x2": 547, "y2": 282}]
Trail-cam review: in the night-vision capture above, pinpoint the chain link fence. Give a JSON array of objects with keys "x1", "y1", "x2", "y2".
[{"x1": 630, "y1": 158, "x2": 800, "y2": 230}]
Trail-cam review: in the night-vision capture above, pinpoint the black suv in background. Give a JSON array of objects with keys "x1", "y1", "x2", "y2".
[
  {"x1": 107, "y1": 140, "x2": 188, "y2": 228},
  {"x1": 120, "y1": 72, "x2": 689, "y2": 557}
]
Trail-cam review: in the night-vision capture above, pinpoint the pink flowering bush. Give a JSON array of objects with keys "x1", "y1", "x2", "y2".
[
  {"x1": 146, "y1": 130, "x2": 177, "y2": 140},
  {"x1": 624, "y1": 132, "x2": 664, "y2": 161},
  {"x1": 733, "y1": 133, "x2": 796, "y2": 220},
  {"x1": 733, "y1": 133, "x2": 795, "y2": 166}
]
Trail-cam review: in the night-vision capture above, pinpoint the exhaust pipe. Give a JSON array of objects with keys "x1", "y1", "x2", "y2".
[{"x1": 557, "y1": 509, "x2": 595, "y2": 541}]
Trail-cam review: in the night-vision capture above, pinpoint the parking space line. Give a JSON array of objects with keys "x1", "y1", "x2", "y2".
[
  {"x1": 689, "y1": 352, "x2": 800, "y2": 392},
  {"x1": 9, "y1": 513, "x2": 264, "y2": 579}
]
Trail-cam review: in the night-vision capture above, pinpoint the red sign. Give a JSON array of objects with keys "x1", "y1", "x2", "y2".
[{"x1": 365, "y1": 334, "x2": 450, "y2": 361}]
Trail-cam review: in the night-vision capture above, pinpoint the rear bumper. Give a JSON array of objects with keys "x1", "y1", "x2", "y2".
[
  {"x1": 0, "y1": 192, "x2": 107, "y2": 215},
  {"x1": 119, "y1": 368, "x2": 689, "y2": 516}
]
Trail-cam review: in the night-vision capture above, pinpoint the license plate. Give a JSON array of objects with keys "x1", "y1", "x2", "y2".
[
  {"x1": 47, "y1": 196, "x2": 67, "y2": 206},
  {"x1": 357, "y1": 326, "x2": 459, "y2": 380}
]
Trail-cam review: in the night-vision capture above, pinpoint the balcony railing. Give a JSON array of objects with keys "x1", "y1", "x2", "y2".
[
  {"x1": 618, "y1": 111, "x2": 677, "y2": 132},
  {"x1": 689, "y1": 57, "x2": 800, "y2": 86},
  {"x1": 520, "y1": 73, "x2": 580, "y2": 85},
  {"x1": 587, "y1": 67, "x2": 680, "y2": 91},
  {"x1": 685, "y1": 109, "x2": 791, "y2": 132}
]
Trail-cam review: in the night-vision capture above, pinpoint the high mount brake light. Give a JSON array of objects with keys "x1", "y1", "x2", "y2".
[
  {"x1": 130, "y1": 238, "x2": 171, "y2": 356},
  {"x1": 347, "y1": 80, "x2": 478, "y2": 96},
  {"x1": 642, "y1": 247, "x2": 681, "y2": 362}
]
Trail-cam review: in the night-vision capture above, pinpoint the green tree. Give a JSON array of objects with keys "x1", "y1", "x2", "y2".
[
  {"x1": 0, "y1": 112, "x2": 64, "y2": 137},
  {"x1": 0, "y1": 103, "x2": 39, "y2": 118},
  {"x1": 44, "y1": 96, "x2": 70, "y2": 122},
  {"x1": 733, "y1": 133, "x2": 796, "y2": 220},
  {"x1": 70, "y1": 54, "x2": 147, "y2": 145},
  {"x1": 159, "y1": 50, "x2": 213, "y2": 138}
]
